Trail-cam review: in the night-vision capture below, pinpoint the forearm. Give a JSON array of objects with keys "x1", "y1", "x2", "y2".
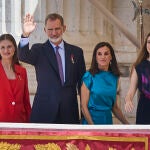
[
  {"x1": 125, "y1": 92, "x2": 134, "y2": 102},
  {"x1": 125, "y1": 67, "x2": 138, "y2": 103},
  {"x1": 18, "y1": 43, "x2": 30, "y2": 61},
  {"x1": 82, "y1": 107, "x2": 94, "y2": 124},
  {"x1": 113, "y1": 108, "x2": 129, "y2": 124}
]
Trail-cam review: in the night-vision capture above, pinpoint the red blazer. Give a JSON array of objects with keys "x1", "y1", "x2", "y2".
[{"x1": 0, "y1": 62, "x2": 31, "y2": 122}]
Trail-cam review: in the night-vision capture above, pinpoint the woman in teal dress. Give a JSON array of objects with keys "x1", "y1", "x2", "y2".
[{"x1": 81, "y1": 42, "x2": 128, "y2": 124}]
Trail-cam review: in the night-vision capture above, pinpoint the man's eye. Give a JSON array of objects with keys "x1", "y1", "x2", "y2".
[{"x1": 55, "y1": 28, "x2": 61, "y2": 31}]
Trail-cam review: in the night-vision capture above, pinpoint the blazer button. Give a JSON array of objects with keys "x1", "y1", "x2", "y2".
[{"x1": 12, "y1": 101, "x2": 15, "y2": 105}]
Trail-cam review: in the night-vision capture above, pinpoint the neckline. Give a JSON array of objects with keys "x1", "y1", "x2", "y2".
[
  {"x1": 9, "y1": 78, "x2": 16, "y2": 81},
  {"x1": 99, "y1": 69, "x2": 110, "y2": 73}
]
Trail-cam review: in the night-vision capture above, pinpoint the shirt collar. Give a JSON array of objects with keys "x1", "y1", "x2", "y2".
[{"x1": 50, "y1": 40, "x2": 64, "y2": 51}]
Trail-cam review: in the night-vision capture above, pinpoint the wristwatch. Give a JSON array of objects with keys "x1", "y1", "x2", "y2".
[{"x1": 21, "y1": 34, "x2": 29, "y2": 38}]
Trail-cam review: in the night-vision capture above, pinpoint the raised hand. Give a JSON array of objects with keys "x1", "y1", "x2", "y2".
[{"x1": 22, "y1": 13, "x2": 36, "y2": 37}]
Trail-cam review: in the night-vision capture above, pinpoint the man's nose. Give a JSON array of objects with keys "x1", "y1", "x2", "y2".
[{"x1": 51, "y1": 29, "x2": 57, "y2": 35}]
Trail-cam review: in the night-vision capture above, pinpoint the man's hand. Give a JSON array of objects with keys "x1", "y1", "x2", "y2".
[{"x1": 22, "y1": 13, "x2": 36, "y2": 37}]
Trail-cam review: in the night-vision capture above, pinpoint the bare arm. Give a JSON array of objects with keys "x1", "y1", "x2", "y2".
[
  {"x1": 81, "y1": 82, "x2": 94, "y2": 124},
  {"x1": 112, "y1": 78, "x2": 129, "y2": 124},
  {"x1": 112, "y1": 96, "x2": 129, "y2": 124},
  {"x1": 124, "y1": 67, "x2": 138, "y2": 112},
  {"x1": 22, "y1": 13, "x2": 36, "y2": 37}
]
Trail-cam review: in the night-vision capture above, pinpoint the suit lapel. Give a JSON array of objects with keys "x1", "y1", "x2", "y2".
[
  {"x1": 42, "y1": 40, "x2": 73, "y2": 85},
  {"x1": 64, "y1": 42, "x2": 72, "y2": 85},
  {"x1": 43, "y1": 40, "x2": 60, "y2": 77},
  {"x1": 0, "y1": 62, "x2": 14, "y2": 97}
]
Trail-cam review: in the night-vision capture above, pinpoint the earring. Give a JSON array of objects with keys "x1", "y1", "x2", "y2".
[{"x1": 110, "y1": 61, "x2": 112, "y2": 65}]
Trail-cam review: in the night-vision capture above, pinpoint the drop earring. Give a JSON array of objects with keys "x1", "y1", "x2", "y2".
[{"x1": 110, "y1": 61, "x2": 112, "y2": 65}]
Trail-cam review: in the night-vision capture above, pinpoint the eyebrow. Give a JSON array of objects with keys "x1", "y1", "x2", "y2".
[{"x1": 97, "y1": 50, "x2": 110, "y2": 53}]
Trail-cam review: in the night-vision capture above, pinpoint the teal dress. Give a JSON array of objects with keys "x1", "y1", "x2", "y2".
[{"x1": 81, "y1": 71, "x2": 118, "y2": 124}]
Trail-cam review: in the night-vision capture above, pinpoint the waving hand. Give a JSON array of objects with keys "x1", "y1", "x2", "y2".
[{"x1": 22, "y1": 13, "x2": 36, "y2": 37}]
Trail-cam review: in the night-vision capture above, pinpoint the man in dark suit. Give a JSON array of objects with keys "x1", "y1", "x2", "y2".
[{"x1": 18, "y1": 13, "x2": 86, "y2": 124}]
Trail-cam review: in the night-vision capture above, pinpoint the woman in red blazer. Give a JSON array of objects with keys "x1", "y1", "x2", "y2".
[{"x1": 0, "y1": 34, "x2": 31, "y2": 122}]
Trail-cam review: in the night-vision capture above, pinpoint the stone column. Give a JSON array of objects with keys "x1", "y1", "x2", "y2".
[
  {"x1": 63, "y1": 0, "x2": 80, "y2": 32},
  {"x1": 10, "y1": 0, "x2": 21, "y2": 36},
  {"x1": 24, "y1": 0, "x2": 38, "y2": 15},
  {"x1": 47, "y1": 0, "x2": 63, "y2": 15},
  {"x1": 80, "y1": 0, "x2": 93, "y2": 33},
  {"x1": 94, "y1": 0, "x2": 113, "y2": 41},
  {"x1": 47, "y1": 0, "x2": 57, "y2": 13},
  {"x1": 35, "y1": 0, "x2": 46, "y2": 21},
  {"x1": 0, "y1": 0, "x2": 6, "y2": 33}
]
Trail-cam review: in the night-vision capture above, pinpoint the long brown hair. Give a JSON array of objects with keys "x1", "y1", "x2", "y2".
[
  {"x1": 133, "y1": 32, "x2": 150, "y2": 68},
  {"x1": 89, "y1": 42, "x2": 121, "y2": 77},
  {"x1": 0, "y1": 34, "x2": 20, "y2": 72}
]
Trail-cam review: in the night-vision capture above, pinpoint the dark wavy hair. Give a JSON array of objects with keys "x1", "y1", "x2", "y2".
[
  {"x1": 89, "y1": 42, "x2": 121, "y2": 77},
  {"x1": 0, "y1": 34, "x2": 20, "y2": 72}
]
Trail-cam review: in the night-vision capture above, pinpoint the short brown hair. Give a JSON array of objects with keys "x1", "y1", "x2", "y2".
[{"x1": 45, "y1": 13, "x2": 64, "y2": 26}]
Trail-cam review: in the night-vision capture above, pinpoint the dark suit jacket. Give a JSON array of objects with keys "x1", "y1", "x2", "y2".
[{"x1": 18, "y1": 40, "x2": 86, "y2": 123}]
